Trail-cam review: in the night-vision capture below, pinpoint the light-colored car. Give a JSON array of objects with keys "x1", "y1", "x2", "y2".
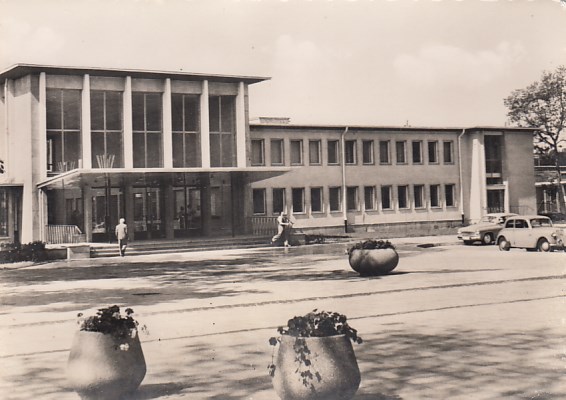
[
  {"x1": 457, "y1": 213, "x2": 517, "y2": 245},
  {"x1": 496, "y1": 215, "x2": 566, "y2": 252}
]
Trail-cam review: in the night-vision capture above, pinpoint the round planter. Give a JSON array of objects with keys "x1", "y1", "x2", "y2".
[
  {"x1": 66, "y1": 331, "x2": 146, "y2": 400},
  {"x1": 348, "y1": 248, "x2": 399, "y2": 276},
  {"x1": 272, "y1": 334, "x2": 361, "y2": 400}
]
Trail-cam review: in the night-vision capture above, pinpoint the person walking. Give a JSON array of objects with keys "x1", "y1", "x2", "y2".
[
  {"x1": 273, "y1": 211, "x2": 293, "y2": 247},
  {"x1": 115, "y1": 218, "x2": 128, "y2": 257}
]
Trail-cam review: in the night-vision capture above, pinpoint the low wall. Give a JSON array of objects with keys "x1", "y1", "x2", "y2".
[{"x1": 300, "y1": 220, "x2": 462, "y2": 239}]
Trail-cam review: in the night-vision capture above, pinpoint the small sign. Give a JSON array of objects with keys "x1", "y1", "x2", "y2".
[{"x1": 0, "y1": 159, "x2": 5, "y2": 174}]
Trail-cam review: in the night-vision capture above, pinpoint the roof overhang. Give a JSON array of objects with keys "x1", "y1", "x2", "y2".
[
  {"x1": 37, "y1": 167, "x2": 292, "y2": 190},
  {"x1": 0, "y1": 64, "x2": 271, "y2": 85}
]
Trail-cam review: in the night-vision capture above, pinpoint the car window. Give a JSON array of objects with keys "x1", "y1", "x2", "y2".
[
  {"x1": 515, "y1": 219, "x2": 527, "y2": 229},
  {"x1": 505, "y1": 220, "x2": 514, "y2": 228},
  {"x1": 531, "y1": 218, "x2": 551, "y2": 228}
]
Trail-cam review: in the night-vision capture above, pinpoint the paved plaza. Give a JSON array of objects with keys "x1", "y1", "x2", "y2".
[{"x1": 1, "y1": 236, "x2": 565, "y2": 399}]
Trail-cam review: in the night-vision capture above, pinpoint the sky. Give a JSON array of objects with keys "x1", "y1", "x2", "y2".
[{"x1": 1, "y1": 0, "x2": 566, "y2": 128}]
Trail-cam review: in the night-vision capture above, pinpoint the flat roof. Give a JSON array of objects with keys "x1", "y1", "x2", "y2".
[
  {"x1": 0, "y1": 64, "x2": 271, "y2": 85},
  {"x1": 250, "y1": 123, "x2": 537, "y2": 133}
]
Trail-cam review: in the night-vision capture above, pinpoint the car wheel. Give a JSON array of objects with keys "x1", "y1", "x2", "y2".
[
  {"x1": 537, "y1": 238, "x2": 551, "y2": 252},
  {"x1": 498, "y1": 237, "x2": 510, "y2": 251},
  {"x1": 482, "y1": 233, "x2": 493, "y2": 245}
]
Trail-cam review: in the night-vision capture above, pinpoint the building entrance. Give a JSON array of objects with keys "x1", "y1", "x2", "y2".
[
  {"x1": 173, "y1": 186, "x2": 202, "y2": 237},
  {"x1": 133, "y1": 187, "x2": 165, "y2": 240},
  {"x1": 487, "y1": 189, "x2": 505, "y2": 213}
]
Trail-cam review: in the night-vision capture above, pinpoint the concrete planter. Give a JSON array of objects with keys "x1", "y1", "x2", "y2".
[
  {"x1": 66, "y1": 331, "x2": 146, "y2": 400},
  {"x1": 348, "y1": 248, "x2": 399, "y2": 276},
  {"x1": 272, "y1": 334, "x2": 360, "y2": 400}
]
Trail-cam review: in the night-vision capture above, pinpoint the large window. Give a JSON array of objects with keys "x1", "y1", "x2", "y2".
[
  {"x1": 412, "y1": 141, "x2": 422, "y2": 164},
  {"x1": 91, "y1": 91, "x2": 123, "y2": 168},
  {"x1": 292, "y1": 187, "x2": 305, "y2": 213},
  {"x1": 209, "y1": 96, "x2": 235, "y2": 167},
  {"x1": 327, "y1": 140, "x2": 339, "y2": 164},
  {"x1": 396, "y1": 141, "x2": 406, "y2": 164},
  {"x1": 414, "y1": 185, "x2": 425, "y2": 209},
  {"x1": 362, "y1": 140, "x2": 374, "y2": 164},
  {"x1": 311, "y1": 187, "x2": 323, "y2": 213},
  {"x1": 46, "y1": 89, "x2": 81, "y2": 173},
  {"x1": 290, "y1": 140, "x2": 303, "y2": 165},
  {"x1": 430, "y1": 184, "x2": 440, "y2": 207},
  {"x1": 251, "y1": 139, "x2": 265, "y2": 166},
  {"x1": 443, "y1": 141, "x2": 454, "y2": 164},
  {"x1": 381, "y1": 186, "x2": 392, "y2": 210},
  {"x1": 329, "y1": 187, "x2": 341, "y2": 212},
  {"x1": 309, "y1": 140, "x2": 321, "y2": 165},
  {"x1": 347, "y1": 186, "x2": 358, "y2": 211},
  {"x1": 132, "y1": 92, "x2": 162, "y2": 168},
  {"x1": 271, "y1": 139, "x2": 284, "y2": 165},
  {"x1": 445, "y1": 184, "x2": 456, "y2": 207},
  {"x1": 172, "y1": 94, "x2": 200, "y2": 167},
  {"x1": 398, "y1": 185, "x2": 409, "y2": 209},
  {"x1": 428, "y1": 141, "x2": 438, "y2": 164},
  {"x1": 485, "y1": 135, "x2": 503, "y2": 174},
  {"x1": 0, "y1": 189, "x2": 7, "y2": 236},
  {"x1": 252, "y1": 188, "x2": 266, "y2": 214},
  {"x1": 273, "y1": 188, "x2": 286, "y2": 214},
  {"x1": 379, "y1": 141, "x2": 390, "y2": 164},
  {"x1": 364, "y1": 186, "x2": 375, "y2": 210},
  {"x1": 345, "y1": 140, "x2": 356, "y2": 164}
]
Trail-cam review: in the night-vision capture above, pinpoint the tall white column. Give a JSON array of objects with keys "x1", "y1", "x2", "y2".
[
  {"x1": 469, "y1": 136, "x2": 486, "y2": 222},
  {"x1": 81, "y1": 74, "x2": 92, "y2": 169},
  {"x1": 123, "y1": 76, "x2": 133, "y2": 168},
  {"x1": 163, "y1": 78, "x2": 173, "y2": 168},
  {"x1": 38, "y1": 72, "x2": 47, "y2": 180},
  {"x1": 236, "y1": 81, "x2": 247, "y2": 167},
  {"x1": 200, "y1": 80, "x2": 210, "y2": 168}
]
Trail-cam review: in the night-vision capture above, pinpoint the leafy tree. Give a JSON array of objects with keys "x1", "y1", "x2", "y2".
[{"x1": 504, "y1": 65, "x2": 566, "y2": 213}]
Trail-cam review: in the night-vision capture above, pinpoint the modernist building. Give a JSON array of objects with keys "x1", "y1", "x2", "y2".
[
  {"x1": 0, "y1": 64, "x2": 537, "y2": 245},
  {"x1": 0, "y1": 64, "x2": 288, "y2": 244},
  {"x1": 249, "y1": 121, "x2": 537, "y2": 236}
]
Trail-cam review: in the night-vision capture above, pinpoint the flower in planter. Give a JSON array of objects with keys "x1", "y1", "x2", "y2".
[
  {"x1": 268, "y1": 309, "x2": 362, "y2": 389},
  {"x1": 68, "y1": 305, "x2": 148, "y2": 399},
  {"x1": 77, "y1": 305, "x2": 146, "y2": 343},
  {"x1": 347, "y1": 239, "x2": 395, "y2": 255}
]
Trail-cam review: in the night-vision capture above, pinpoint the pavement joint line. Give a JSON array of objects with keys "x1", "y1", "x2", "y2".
[
  {"x1": 3, "y1": 273, "x2": 563, "y2": 330},
  {"x1": 1, "y1": 294, "x2": 561, "y2": 360}
]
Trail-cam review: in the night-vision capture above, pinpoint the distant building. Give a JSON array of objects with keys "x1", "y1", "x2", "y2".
[{"x1": 0, "y1": 64, "x2": 537, "y2": 244}]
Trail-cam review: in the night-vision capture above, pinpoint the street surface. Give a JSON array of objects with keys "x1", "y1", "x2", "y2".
[{"x1": 0, "y1": 236, "x2": 565, "y2": 399}]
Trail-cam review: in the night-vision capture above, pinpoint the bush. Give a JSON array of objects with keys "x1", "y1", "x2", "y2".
[{"x1": 0, "y1": 241, "x2": 48, "y2": 263}]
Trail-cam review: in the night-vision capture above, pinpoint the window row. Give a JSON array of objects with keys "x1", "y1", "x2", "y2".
[
  {"x1": 252, "y1": 184, "x2": 457, "y2": 215},
  {"x1": 251, "y1": 138, "x2": 455, "y2": 167},
  {"x1": 46, "y1": 89, "x2": 235, "y2": 173}
]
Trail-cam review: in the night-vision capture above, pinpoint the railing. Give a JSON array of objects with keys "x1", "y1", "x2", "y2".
[
  {"x1": 45, "y1": 225, "x2": 86, "y2": 244},
  {"x1": 249, "y1": 216, "x2": 278, "y2": 236}
]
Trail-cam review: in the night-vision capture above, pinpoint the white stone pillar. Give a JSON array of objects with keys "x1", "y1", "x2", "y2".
[
  {"x1": 81, "y1": 74, "x2": 92, "y2": 169},
  {"x1": 200, "y1": 80, "x2": 210, "y2": 168},
  {"x1": 163, "y1": 78, "x2": 173, "y2": 168},
  {"x1": 236, "y1": 82, "x2": 247, "y2": 167},
  {"x1": 123, "y1": 76, "x2": 133, "y2": 168},
  {"x1": 39, "y1": 72, "x2": 47, "y2": 180},
  {"x1": 469, "y1": 136, "x2": 487, "y2": 222}
]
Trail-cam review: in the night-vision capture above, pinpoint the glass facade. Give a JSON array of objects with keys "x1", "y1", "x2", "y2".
[
  {"x1": 132, "y1": 92, "x2": 163, "y2": 168},
  {"x1": 91, "y1": 91, "x2": 123, "y2": 168},
  {"x1": 209, "y1": 96, "x2": 235, "y2": 167},
  {"x1": 46, "y1": 89, "x2": 81, "y2": 173},
  {"x1": 172, "y1": 94, "x2": 200, "y2": 168}
]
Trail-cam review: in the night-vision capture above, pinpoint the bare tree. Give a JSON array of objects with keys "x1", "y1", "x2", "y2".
[{"x1": 504, "y1": 65, "x2": 566, "y2": 213}]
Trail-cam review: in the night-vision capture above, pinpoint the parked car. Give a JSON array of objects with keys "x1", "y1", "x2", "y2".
[
  {"x1": 457, "y1": 213, "x2": 517, "y2": 245},
  {"x1": 496, "y1": 215, "x2": 566, "y2": 252},
  {"x1": 539, "y1": 212, "x2": 566, "y2": 223}
]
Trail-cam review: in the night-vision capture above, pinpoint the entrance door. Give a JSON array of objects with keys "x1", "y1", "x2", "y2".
[
  {"x1": 173, "y1": 187, "x2": 201, "y2": 237},
  {"x1": 133, "y1": 187, "x2": 165, "y2": 240},
  {"x1": 487, "y1": 189, "x2": 505, "y2": 214}
]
